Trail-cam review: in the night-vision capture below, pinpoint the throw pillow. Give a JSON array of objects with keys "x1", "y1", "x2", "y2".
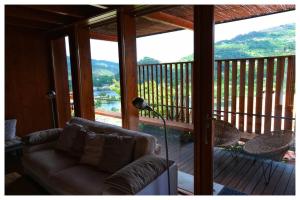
[
  {"x1": 55, "y1": 123, "x2": 86, "y2": 157},
  {"x1": 5, "y1": 119, "x2": 17, "y2": 140},
  {"x1": 98, "y1": 134, "x2": 136, "y2": 173},
  {"x1": 80, "y1": 132, "x2": 105, "y2": 166},
  {"x1": 104, "y1": 155, "x2": 168, "y2": 194}
]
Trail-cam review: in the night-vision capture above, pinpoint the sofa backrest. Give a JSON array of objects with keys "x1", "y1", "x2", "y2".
[{"x1": 69, "y1": 117, "x2": 157, "y2": 160}]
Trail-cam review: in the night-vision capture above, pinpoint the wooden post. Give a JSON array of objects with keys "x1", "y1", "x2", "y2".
[
  {"x1": 193, "y1": 5, "x2": 214, "y2": 195},
  {"x1": 69, "y1": 25, "x2": 95, "y2": 120},
  {"x1": 117, "y1": 6, "x2": 139, "y2": 130},
  {"x1": 51, "y1": 37, "x2": 71, "y2": 127}
]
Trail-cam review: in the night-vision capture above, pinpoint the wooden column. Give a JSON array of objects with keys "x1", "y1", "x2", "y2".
[
  {"x1": 69, "y1": 25, "x2": 95, "y2": 120},
  {"x1": 117, "y1": 6, "x2": 139, "y2": 130},
  {"x1": 51, "y1": 37, "x2": 71, "y2": 127},
  {"x1": 193, "y1": 5, "x2": 214, "y2": 195}
]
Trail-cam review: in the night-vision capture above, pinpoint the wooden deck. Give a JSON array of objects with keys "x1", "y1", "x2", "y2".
[{"x1": 165, "y1": 142, "x2": 295, "y2": 195}]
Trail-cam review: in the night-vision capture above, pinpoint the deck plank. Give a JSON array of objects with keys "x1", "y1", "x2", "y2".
[
  {"x1": 262, "y1": 162, "x2": 286, "y2": 195},
  {"x1": 163, "y1": 139, "x2": 295, "y2": 195},
  {"x1": 273, "y1": 163, "x2": 294, "y2": 195},
  {"x1": 284, "y1": 168, "x2": 295, "y2": 195},
  {"x1": 235, "y1": 158, "x2": 264, "y2": 193},
  {"x1": 219, "y1": 155, "x2": 250, "y2": 186},
  {"x1": 214, "y1": 154, "x2": 247, "y2": 184}
]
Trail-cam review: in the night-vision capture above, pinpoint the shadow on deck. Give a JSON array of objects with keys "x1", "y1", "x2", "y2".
[{"x1": 172, "y1": 142, "x2": 295, "y2": 195}]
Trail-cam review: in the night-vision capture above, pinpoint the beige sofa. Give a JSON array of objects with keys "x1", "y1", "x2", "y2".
[{"x1": 22, "y1": 117, "x2": 177, "y2": 195}]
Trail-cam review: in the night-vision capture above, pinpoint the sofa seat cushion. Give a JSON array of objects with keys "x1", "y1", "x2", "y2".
[
  {"x1": 22, "y1": 149, "x2": 78, "y2": 178},
  {"x1": 49, "y1": 165, "x2": 111, "y2": 195}
]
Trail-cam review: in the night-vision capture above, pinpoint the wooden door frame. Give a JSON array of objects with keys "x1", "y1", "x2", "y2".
[
  {"x1": 193, "y1": 5, "x2": 215, "y2": 195},
  {"x1": 117, "y1": 6, "x2": 139, "y2": 130}
]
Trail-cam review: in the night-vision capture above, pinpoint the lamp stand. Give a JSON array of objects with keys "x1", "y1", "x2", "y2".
[{"x1": 152, "y1": 110, "x2": 170, "y2": 195}]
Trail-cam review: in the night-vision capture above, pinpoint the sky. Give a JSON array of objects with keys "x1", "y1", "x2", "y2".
[{"x1": 68, "y1": 10, "x2": 296, "y2": 63}]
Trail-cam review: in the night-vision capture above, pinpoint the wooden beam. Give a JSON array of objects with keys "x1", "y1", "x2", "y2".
[
  {"x1": 5, "y1": 16, "x2": 57, "y2": 30},
  {"x1": 117, "y1": 6, "x2": 139, "y2": 130},
  {"x1": 25, "y1": 5, "x2": 102, "y2": 18},
  {"x1": 143, "y1": 11, "x2": 193, "y2": 30},
  {"x1": 47, "y1": 9, "x2": 117, "y2": 37},
  {"x1": 193, "y1": 5, "x2": 214, "y2": 195},
  {"x1": 5, "y1": 6, "x2": 76, "y2": 25},
  {"x1": 51, "y1": 37, "x2": 71, "y2": 127},
  {"x1": 132, "y1": 5, "x2": 178, "y2": 17},
  {"x1": 90, "y1": 31, "x2": 117, "y2": 41},
  {"x1": 68, "y1": 25, "x2": 95, "y2": 120}
]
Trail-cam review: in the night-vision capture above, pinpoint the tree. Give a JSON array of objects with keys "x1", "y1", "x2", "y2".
[
  {"x1": 138, "y1": 57, "x2": 160, "y2": 65},
  {"x1": 110, "y1": 79, "x2": 121, "y2": 96}
]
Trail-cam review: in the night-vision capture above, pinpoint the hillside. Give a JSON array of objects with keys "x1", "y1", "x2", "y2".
[
  {"x1": 67, "y1": 23, "x2": 295, "y2": 80},
  {"x1": 67, "y1": 58, "x2": 119, "y2": 76},
  {"x1": 180, "y1": 23, "x2": 295, "y2": 61}
]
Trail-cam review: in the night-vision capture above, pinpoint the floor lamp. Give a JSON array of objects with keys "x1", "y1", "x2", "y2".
[
  {"x1": 132, "y1": 97, "x2": 170, "y2": 195},
  {"x1": 47, "y1": 90, "x2": 57, "y2": 128}
]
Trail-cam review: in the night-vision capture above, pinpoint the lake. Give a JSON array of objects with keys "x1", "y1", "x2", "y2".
[{"x1": 94, "y1": 88, "x2": 121, "y2": 112}]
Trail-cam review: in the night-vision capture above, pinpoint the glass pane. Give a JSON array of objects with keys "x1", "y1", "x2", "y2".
[
  {"x1": 65, "y1": 36, "x2": 74, "y2": 116},
  {"x1": 136, "y1": 24, "x2": 194, "y2": 193},
  {"x1": 89, "y1": 39, "x2": 121, "y2": 126}
]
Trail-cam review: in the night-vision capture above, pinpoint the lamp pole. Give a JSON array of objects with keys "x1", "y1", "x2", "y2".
[
  {"x1": 47, "y1": 90, "x2": 57, "y2": 128},
  {"x1": 152, "y1": 110, "x2": 170, "y2": 195},
  {"x1": 132, "y1": 97, "x2": 170, "y2": 195}
]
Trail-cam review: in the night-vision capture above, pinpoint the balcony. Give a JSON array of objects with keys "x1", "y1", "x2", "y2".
[{"x1": 93, "y1": 54, "x2": 295, "y2": 195}]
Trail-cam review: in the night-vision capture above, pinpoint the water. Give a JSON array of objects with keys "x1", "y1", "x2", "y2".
[
  {"x1": 94, "y1": 89, "x2": 119, "y2": 97},
  {"x1": 94, "y1": 88, "x2": 121, "y2": 112}
]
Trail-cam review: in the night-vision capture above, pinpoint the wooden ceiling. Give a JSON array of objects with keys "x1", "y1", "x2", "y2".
[
  {"x1": 92, "y1": 4, "x2": 295, "y2": 40},
  {"x1": 5, "y1": 5, "x2": 295, "y2": 39},
  {"x1": 5, "y1": 5, "x2": 117, "y2": 31}
]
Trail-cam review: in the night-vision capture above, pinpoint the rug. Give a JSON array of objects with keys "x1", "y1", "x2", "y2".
[{"x1": 218, "y1": 186, "x2": 246, "y2": 195}]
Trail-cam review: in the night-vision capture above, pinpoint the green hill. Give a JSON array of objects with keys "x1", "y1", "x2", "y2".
[
  {"x1": 66, "y1": 23, "x2": 295, "y2": 87},
  {"x1": 180, "y1": 23, "x2": 295, "y2": 61}
]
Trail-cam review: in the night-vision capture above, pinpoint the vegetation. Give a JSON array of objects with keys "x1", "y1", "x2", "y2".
[
  {"x1": 138, "y1": 56, "x2": 160, "y2": 64},
  {"x1": 180, "y1": 23, "x2": 295, "y2": 61},
  {"x1": 66, "y1": 23, "x2": 295, "y2": 113}
]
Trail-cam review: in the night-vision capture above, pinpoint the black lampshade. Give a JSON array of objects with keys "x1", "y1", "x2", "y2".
[{"x1": 132, "y1": 97, "x2": 152, "y2": 111}]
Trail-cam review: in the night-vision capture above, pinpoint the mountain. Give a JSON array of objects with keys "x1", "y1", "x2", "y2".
[
  {"x1": 66, "y1": 23, "x2": 295, "y2": 77},
  {"x1": 67, "y1": 57, "x2": 119, "y2": 76},
  {"x1": 180, "y1": 23, "x2": 295, "y2": 61},
  {"x1": 91, "y1": 59, "x2": 119, "y2": 76}
]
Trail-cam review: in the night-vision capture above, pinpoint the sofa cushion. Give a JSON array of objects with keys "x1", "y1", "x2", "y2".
[
  {"x1": 23, "y1": 128, "x2": 62, "y2": 145},
  {"x1": 5, "y1": 119, "x2": 17, "y2": 140},
  {"x1": 70, "y1": 117, "x2": 157, "y2": 160},
  {"x1": 22, "y1": 149, "x2": 78, "y2": 178},
  {"x1": 80, "y1": 132, "x2": 105, "y2": 166},
  {"x1": 98, "y1": 134, "x2": 135, "y2": 173},
  {"x1": 49, "y1": 165, "x2": 111, "y2": 195},
  {"x1": 55, "y1": 123, "x2": 86, "y2": 157},
  {"x1": 104, "y1": 155, "x2": 168, "y2": 194}
]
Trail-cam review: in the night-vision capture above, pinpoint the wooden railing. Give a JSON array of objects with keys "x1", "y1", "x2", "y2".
[
  {"x1": 215, "y1": 55, "x2": 295, "y2": 133},
  {"x1": 137, "y1": 55, "x2": 295, "y2": 134},
  {"x1": 138, "y1": 62, "x2": 193, "y2": 123}
]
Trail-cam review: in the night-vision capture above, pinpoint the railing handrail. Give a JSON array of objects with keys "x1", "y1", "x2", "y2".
[
  {"x1": 136, "y1": 55, "x2": 295, "y2": 66},
  {"x1": 215, "y1": 54, "x2": 295, "y2": 62},
  {"x1": 137, "y1": 61, "x2": 193, "y2": 66},
  {"x1": 213, "y1": 109, "x2": 295, "y2": 120}
]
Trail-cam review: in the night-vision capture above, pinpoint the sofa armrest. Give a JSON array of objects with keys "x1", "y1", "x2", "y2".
[
  {"x1": 22, "y1": 128, "x2": 62, "y2": 146},
  {"x1": 103, "y1": 155, "x2": 168, "y2": 195}
]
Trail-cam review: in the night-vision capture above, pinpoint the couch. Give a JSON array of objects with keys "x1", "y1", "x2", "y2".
[{"x1": 22, "y1": 117, "x2": 177, "y2": 195}]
